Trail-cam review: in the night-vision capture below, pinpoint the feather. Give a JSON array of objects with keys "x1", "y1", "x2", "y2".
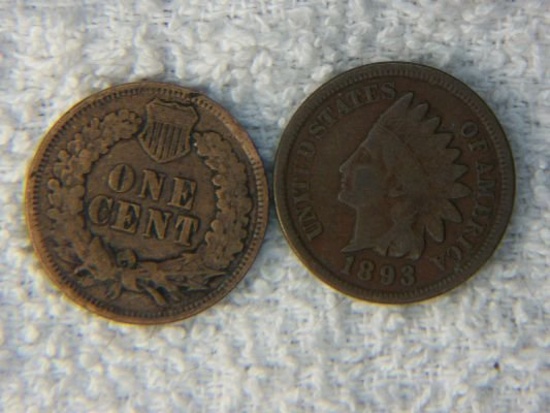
[
  {"x1": 425, "y1": 216, "x2": 445, "y2": 243},
  {"x1": 450, "y1": 182, "x2": 471, "y2": 198},
  {"x1": 452, "y1": 164, "x2": 469, "y2": 179},
  {"x1": 440, "y1": 200, "x2": 462, "y2": 223}
]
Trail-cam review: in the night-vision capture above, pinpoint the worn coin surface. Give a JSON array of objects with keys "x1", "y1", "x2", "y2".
[
  {"x1": 26, "y1": 82, "x2": 268, "y2": 323},
  {"x1": 275, "y1": 62, "x2": 514, "y2": 303}
]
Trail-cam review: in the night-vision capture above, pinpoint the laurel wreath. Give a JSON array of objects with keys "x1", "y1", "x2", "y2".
[{"x1": 47, "y1": 109, "x2": 252, "y2": 306}]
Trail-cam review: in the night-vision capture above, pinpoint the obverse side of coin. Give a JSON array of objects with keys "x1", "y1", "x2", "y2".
[
  {"x1": 26, "y1": 82, "x2": 268, "y2": 323},
  {"x1": 275, "y1": 62, "x2": 514, "y2": 303}
]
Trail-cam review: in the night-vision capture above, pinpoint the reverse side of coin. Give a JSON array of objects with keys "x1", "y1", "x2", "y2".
[
  {"x1": 275, "y1": 62, "x2": 514, "y2": 303},
  {"x1": 26, "y1": 82, "x2": 268, "y2": 323}
]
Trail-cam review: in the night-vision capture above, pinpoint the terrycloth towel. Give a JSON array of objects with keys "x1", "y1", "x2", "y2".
[{"x1": 0, "y1": 1, "x2": 548, "y2": 412}]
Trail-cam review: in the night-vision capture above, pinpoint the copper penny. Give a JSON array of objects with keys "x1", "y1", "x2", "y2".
[
  {"x1": 26, "y1": 82, "x2": 268, "y2": 323},
  {"x1": 275, "y1": 62, "x2": 514, "y2": 303}
]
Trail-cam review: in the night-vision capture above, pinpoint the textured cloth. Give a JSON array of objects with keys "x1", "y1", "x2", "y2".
[{"x1": 1, "y1": 1, "x2": 549, "y2": 412}]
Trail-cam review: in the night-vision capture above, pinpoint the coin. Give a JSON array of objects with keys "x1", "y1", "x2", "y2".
[
  {"x1": 26, "y1": 82, "x2": 268, "y2": 323},
  {"x1": 274, "y1": 62, "x2": 514, "y2": 303}
]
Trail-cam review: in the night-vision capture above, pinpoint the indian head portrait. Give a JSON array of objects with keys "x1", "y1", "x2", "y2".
[{"x1": 338, "y1": 93, "x2": 471, "y2": 260}]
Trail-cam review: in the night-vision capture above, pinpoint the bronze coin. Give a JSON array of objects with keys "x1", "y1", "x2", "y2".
[
  {"x1": 26, "y1": 82, "x2": 268, "y2": 323},
  {"x1": 274, "y1": 62, "x2": 514, "y2": 303}
]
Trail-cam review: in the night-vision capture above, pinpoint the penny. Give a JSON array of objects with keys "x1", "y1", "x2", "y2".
[
  {"x1": 274, "y1": 62, "x2": 514, "y2": 303},
  {"x1": 26, "y1": 82, "x2": 268, "y2": 323}
]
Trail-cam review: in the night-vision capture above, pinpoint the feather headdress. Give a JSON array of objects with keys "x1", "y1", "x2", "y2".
[{"x1": 348, "y1": 93, "x2": 470, "y2": 259}]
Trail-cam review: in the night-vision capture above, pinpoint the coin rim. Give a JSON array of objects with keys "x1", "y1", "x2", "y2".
[
  {"x1": 25, "y1": 82, "x2": 269, "y2": 324},
  {"x1": 274, "y1": 62, "x2": 515, "y2": 304}
]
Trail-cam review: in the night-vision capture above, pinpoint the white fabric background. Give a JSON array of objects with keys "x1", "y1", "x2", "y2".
[{"x1": 0, "y1": 1, "x2": 548, "y2": 412}]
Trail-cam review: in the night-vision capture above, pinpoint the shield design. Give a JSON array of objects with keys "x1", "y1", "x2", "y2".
[{"x1": 138, "y1": 99, "x2": 199, "y2": 163}]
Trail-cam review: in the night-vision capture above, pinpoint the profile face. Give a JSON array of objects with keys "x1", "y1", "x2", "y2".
[
  {"x1": 335, "y1": 93, "x2": 470, "y2": 259},
  {"x1": 338, "y1": 134, "x2": 385, "y2": 209}
]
